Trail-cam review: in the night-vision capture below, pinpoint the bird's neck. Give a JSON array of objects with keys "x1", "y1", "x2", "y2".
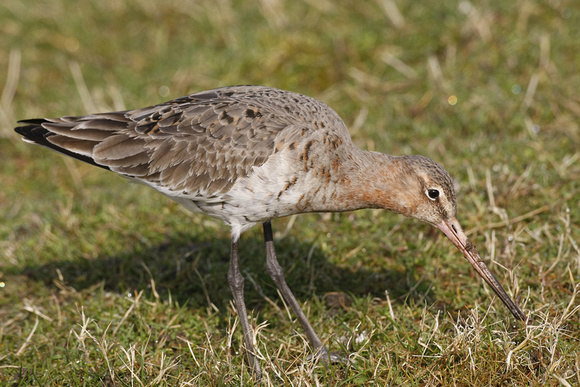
[{"x1": 307, "y1": 149, "x2": 414, "y2": 216}]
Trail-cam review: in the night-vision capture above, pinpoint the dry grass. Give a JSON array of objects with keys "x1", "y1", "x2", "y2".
[{"x1": 1, "y1": 0, "x2": 579, "y2": 385}]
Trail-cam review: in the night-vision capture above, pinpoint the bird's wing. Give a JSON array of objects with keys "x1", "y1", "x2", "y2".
[{"x1": 15, "y1": 86, "x2": 342, "y2": 198}]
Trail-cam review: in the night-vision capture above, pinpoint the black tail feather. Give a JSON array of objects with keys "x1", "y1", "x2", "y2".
[{"x1": 14, "y1": 120, "x2": 109, "y2": 170}]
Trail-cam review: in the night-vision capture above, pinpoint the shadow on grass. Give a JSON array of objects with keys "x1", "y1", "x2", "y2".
[{"x1": 12, "y1": 231, "x2": 434, "y2": 316}]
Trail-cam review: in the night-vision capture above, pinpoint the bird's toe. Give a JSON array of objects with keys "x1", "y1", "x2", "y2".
[{"x1": 307, "y1": 346, "x2": 349, "y2": 366}]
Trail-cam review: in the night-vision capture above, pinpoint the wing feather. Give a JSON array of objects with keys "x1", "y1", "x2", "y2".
[{"x1": 14, "y1": 85, "x2": 351, "y2": 199}]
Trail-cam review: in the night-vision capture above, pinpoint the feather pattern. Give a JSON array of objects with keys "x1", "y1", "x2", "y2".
[{"x1": 14, "y1": 86, "x2": 355, "y2": 220}]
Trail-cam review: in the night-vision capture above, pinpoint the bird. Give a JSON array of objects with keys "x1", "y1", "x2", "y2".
[{"x1": 15, "y1": 85, "x2": 526, "y2": 379}]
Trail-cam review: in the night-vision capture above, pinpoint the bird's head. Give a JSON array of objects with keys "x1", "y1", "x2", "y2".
[
  {"x1": 387, "y1": 155, "x2": 527, "y2": 322},
  {"x1": 394, "y1": 155, "x2": 457, "y2": 226}
]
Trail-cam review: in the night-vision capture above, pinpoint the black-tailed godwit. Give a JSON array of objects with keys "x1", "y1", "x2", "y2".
[{"x1": 15, "y1": 85, "x2": 526, "y2": 378}]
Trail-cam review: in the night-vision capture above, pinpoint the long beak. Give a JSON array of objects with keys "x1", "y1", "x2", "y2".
[{"x1": 436, "y1": 218, "x2": 526, "y2": 322}]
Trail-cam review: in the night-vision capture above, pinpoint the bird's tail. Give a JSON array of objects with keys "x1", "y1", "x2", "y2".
[{"x1": 14, "y1": 115, "x2": 128, "y2": 171}]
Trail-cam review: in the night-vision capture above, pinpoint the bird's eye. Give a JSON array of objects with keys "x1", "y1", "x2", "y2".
[{"x1": 427, "y1": 189, "x2": 440, "y2": 200}]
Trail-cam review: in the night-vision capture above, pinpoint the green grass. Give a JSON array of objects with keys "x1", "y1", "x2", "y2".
[{"x1": 1, "y1": 0, "x2": 579, "y2": 385}]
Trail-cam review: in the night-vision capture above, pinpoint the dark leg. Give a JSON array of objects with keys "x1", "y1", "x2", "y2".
[
  {"x1": 263, "y1": 221, "x2": 336, "y2": 363},
  {"x1": 227, "y1": 238, "x2": 262, "y2": 380}
]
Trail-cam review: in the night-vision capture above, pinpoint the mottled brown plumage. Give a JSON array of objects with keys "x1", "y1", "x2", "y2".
[{"x1": 15, "y1": 85, "x2": 525, "y2": 380}]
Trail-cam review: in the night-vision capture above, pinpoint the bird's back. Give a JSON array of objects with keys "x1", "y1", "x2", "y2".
[{"x1": 15, "y1": 86, "x2": 353, "y2": 202}]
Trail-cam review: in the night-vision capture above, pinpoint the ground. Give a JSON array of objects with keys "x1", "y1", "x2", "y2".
[{"x1": 1, "y1": 1, "x2": 579, "y2": 385}]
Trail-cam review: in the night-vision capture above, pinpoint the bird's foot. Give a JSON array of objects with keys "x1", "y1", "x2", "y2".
[
  {"x1": 307, "y1": 346, "x2": 349, "y2": 366},
  {"x1": 245, "y1": 350, "x2": 262, "y2": 382},
  {"x1": 251, "y1": 365, "x2": 262, "y2": 383}
]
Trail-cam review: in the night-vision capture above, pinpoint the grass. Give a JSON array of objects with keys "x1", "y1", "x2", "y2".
[{"x1": 1, "y1": 0, "x2": 579, "y2": 385}]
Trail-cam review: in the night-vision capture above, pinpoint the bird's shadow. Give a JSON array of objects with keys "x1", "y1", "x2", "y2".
[{"x1": 15, "y1": 229, "x2": 436, "y2": 320}]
